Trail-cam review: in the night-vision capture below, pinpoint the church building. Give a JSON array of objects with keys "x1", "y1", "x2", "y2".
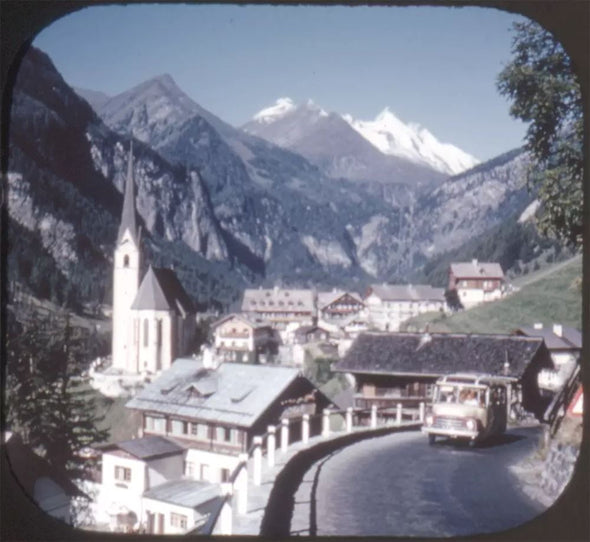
[{"x1": 112, "y1": 145, "x2": 196, "y2": 374}]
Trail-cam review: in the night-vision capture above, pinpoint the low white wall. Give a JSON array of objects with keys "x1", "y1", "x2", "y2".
[
  {"x1": 185, "y1": 449, "x2": 240, "y2": 483},
  {"x1": 142, "y1": 497, "x2": 204, "y2": 535}
]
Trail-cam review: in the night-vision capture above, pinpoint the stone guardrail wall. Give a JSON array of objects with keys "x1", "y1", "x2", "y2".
[
  {"x1": 259, "y1": 421, "x2": 421, "y2": 537},
  {"x1": 203, "y1": 403, "x2": 425, "y2": 535}
]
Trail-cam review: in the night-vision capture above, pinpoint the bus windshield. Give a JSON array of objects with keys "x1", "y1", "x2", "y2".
[{"x1": 434, "y1": 385, "x2": 486, "y2": 407}]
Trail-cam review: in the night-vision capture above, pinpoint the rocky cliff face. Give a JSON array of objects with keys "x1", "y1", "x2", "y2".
[
  {"x1": 91, "y1": 73, "x2": 420, "y2": 283},
  {"x1": 7, "y1": 48, "x2": 240, "y2": 308},
  {"x1": 413, "y1": 149, "x2": 531, "y2": 258},
  {"x1": 7, "y1": 47, "x2": 538, "y2": 311}
]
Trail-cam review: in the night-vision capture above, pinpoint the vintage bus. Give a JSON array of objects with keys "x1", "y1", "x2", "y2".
[{"x1": 422, "y1": 373, "x2": 512, "y2": 446}]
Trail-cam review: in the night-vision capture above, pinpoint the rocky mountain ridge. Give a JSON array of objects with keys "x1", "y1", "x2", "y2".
[
  {"x1": 343, "y1": 107, "x2": 480, "y2": 175},
  {"x1": 7, "y1": 47, "x2": 538, "y2": 312},
  {"x1": 7, "y1": 48, "x2": 248, "y2": 309},
  {"x1": 244, "y1": 97, "x2": 479, "y2": 179},
  {"x1": 242, "y1": 98, "x2": 446, "y2": 193}
]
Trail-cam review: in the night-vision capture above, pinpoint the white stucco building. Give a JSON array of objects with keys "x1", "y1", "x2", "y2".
[
  {"x1": 448, "y1": 259, "x2": 505, "y2": 309},
  {"x1": 240, "y1": 287, "x2": 315, "y2": 333},
  {"x1": 94, "y1": 436, "x2": 220, "y2": 534},
  {"x1": 364, "y1": 284, "x2": 447, "y2": 331},
  {"x1": 111, "y1": 145, "x2": 196, "y2": 374},
  {"x1": 514, "y1": 323, "x2": 581, "y2": 391}
]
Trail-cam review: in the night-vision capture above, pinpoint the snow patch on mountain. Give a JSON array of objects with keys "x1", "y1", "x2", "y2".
[
  {"x1": 343, "y1": 108, "x2": 479, "y2": 176},
  {"x1": 518, "y1": 199, "x2": 541, "y2": 223},
  {"x1": 253, "y1": 97, "x2": 296, "y2": 124}
]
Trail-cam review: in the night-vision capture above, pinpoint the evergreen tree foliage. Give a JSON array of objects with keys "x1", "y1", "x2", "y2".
[
  {"x1": 5, "y1": 309, "x2": 109, "y2": 480},
  {"x1": 497, "y1": 20, "x2": 583, "y2": 247}
]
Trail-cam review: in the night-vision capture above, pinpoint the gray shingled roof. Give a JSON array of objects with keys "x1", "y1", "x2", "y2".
[
  {"x1": 117, "y1": 144, "x2": 139, "y2": 244},
  {"x1": 143, "y1": 479, "x2": 221, "y2": 509},
  {"x1": 367, "y1": 284, "x2": 445, "y2": 302},
  {"x1": 515, "y1": 326, "x2": 582, "y2": 351},
  {"x1": 334, "y1": 332, "x2": 552, "y2": 378},
  {"x1": 107, "y1": 436, "x2": 184, "y2": 460},
  {"x1": 241, "y1": 288, "x2": 314, "y2": 313},
  {"x1": 126, "y1": 358, "x2": 301, "y2": 427},
  {"x1": 131, "y1": 266, "x2": 194, "y2": 314},
  {"x1": 450, "y1": 261, "x2": 504, "y2": 279}
]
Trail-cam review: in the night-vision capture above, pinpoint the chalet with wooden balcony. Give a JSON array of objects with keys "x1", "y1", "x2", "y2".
[
  {"x1": 448, "y1": 259, "x2": 505, "y2": 308},
  {"x1": 317, "y1": 290, "x2": 365, "y2": 322},
  {"x1": 126, "y1": 358, "x2": 332, "y2": 484},
  {"x1": 211, "y1": 313, "x2": 278, "y2": 363},
  {"x1": 333, "y1": 331, "x2": 554, "y2": 419}
]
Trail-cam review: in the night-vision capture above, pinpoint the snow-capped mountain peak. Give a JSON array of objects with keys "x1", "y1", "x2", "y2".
[
  {"x1": 305, "y1": 98, "x2": 328, "y2": 117},
  {"x1": 344, "y1": 108, "x2": 479, "y2": 176},
  {"x1": 253, "y1": 97, "x2": 296, "y2": 124}
]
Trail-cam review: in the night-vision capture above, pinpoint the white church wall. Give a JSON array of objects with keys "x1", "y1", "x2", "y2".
[
  {"x1": 135, "y1": 309, "x2": 173, "y2": 374},
  {"x1": 112, "y1": 231, "x2": 140, "y2": 371}
]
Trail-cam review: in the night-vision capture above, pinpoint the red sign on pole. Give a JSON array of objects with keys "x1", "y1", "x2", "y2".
[{"x1": 568, "y1": 386, "x2": 583, "y2": 417}]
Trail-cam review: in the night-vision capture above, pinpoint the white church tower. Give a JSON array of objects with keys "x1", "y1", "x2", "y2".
[{"x1": 112, "y1": 144, "x2": 141, "y2": 372}]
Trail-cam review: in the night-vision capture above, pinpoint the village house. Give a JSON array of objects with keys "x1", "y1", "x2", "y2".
[
  {"x1": 513, "y1": 323, "x2": 581, "y2": 392},
  {"x1": 112, "y1": 146, "x2": 196, "y2": 375},
  {"x1": 289, "y1": 325, "x2": 338, "y2": 366},
  {"x1": 92, "y1": 358, "x2": 332, "y2": 533},
  {"x1": 364, "y1": 284, "x2": 447, "y2": 331},
  {"x1": 210, "y1": 313, "x2": 277, "y2": 363},
  {"x1": 317, "y1": 290, "x2": 369, "y2": 338},
  {"x1": 317, "y1": 290, "x2": 365, "y2": 322},
  {"x1": 126, "y1": 358, "x2": 332, "y2": 480},
  {"x1": 293, "y1": 324, "x2": 332, "y2": 345},
  {"x1": 241, "y1": 287, "x2": 315, "y2": 334},
  {"x1": 333, "y1": 331, "x2": 554, "y2": 420},
  {"x1": 448, "y1": 259, "x2": 505, "y2": 309},
  {"x1": 93, "y1": 435, "x2": 220, "y2": 534}
]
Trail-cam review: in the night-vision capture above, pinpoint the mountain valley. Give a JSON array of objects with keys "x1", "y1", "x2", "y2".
[{"x1": 6, "y1": 46, "x2": 553, "y2": 313}]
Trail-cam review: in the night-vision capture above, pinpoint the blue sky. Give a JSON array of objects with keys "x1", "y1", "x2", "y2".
[{"x1": 34, "y1": 4, "x2": 530, "y2": 161}]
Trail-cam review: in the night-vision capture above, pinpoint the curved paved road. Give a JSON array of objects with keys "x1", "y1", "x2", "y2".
[{"x1": 310, "y1": 426, "x2": 546, "y2": 537}]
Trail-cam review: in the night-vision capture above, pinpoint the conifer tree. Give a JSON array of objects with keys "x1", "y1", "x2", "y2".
[{"x1": 5, "y1": 309, "x2": 109, "y2": 480}]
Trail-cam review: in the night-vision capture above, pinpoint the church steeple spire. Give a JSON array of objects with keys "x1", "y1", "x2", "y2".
[{"x1": 118, "y1": 141, "x2": 138, "y2": 243}]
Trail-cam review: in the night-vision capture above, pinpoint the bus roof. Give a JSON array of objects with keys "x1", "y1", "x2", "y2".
[{"x1": 436, "y1": 373, "x2": 514, "y2": 387}]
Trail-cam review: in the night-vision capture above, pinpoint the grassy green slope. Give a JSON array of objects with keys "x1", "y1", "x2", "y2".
[{"x1": 402, "y1": 255, "x2": 582, "y2": 334}]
